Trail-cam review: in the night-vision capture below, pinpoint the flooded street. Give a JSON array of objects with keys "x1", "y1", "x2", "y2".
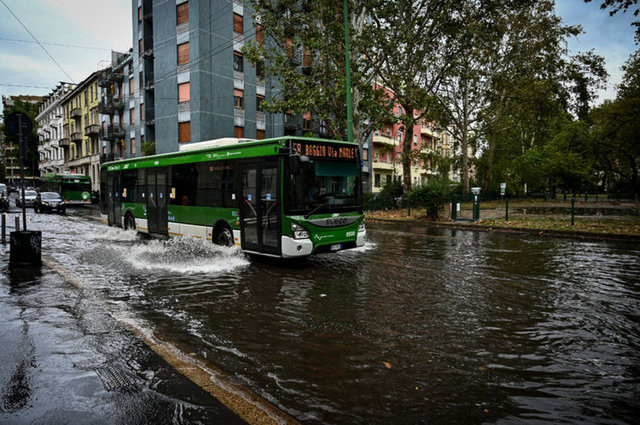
[{"x1": 3, "y1": 209, "x2": 640, "y2": 424}]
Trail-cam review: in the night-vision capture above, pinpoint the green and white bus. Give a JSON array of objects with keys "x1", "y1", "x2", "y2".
[
  {"x1": 41, "y1": 173, "x2": 92, "y2": 205},
  {"x1": 100, "y1": 136, "x2": 366, "y2": 258}
]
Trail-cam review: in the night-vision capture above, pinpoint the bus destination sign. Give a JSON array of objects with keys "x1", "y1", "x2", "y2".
[{"x1": 292, "y1": 141, "x2": 357, "y2": 160}]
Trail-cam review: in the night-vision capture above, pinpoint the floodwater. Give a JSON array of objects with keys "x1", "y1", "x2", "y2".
[{"x1": 4, "y1": 208, "x2": 640, "y2": 424}]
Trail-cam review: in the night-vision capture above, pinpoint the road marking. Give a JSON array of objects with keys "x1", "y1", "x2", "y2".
[{"x1": 42, "y1": 255, "x2": 299, "y2": 425}]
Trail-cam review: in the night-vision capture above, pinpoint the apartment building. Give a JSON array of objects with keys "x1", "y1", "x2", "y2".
[
  {"x1": 36, "y1": 83, "x2": 76, "y2": 175},
  {"x1": 98, "y1": 50, "x2": 133, "y2": 162},
  {"x1": 129, "y1": 0, "x2": 284, "y2": 156},
  {"x1": 368, "y1": 84, "x2": 440, "y2": 193},
  {"x1": 60, "y1": 73, "x2": 102, "y2": 191}
]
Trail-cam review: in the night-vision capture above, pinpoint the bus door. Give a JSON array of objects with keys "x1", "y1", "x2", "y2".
[
  {"x1": 107, "y1": 173, "x2": 122, "y2": 226},
  {"x1": 240, "y1": 159, "x2": 280, "y2": 255},
  {"x1": 147, "y1": 168, "x2": 168, "y2": 235}
]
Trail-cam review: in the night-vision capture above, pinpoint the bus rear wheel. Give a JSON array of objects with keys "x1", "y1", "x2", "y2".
[
  {"x1": 214, "y1": 225, "x2": 233, "y2": 247},
  {"x1": 124, "y1": 213, "x2": 136, "y2": 230}
]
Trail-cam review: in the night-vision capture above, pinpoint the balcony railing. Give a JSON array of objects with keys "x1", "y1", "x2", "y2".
[
  {"x1": 70, "y1": 132, "x2": 83, "y2": 142},
  {"x1": 59, "y1": 137, "x2": 70, "y2": 147},
  {"x1": 84, "y1": 124, "x2": 100, "y2": 136},
  {"x1": 145, "y1": 71, "x2": 154, "y2": 90},
  {"x1": 98, "y1": 97, "x2": 124, "y2": 114},
  {"x1": 100, "y1": 153, "x2": 123, "y2": 163},
  {"x1": 70, "y1": 108, "x2": 82, "y2": 119},
  {"x1": 145, "y1": 107, "x2": 155, "y2": 125},
  {"x1": 99, "y1": 125, "x2": 126, "y2": 141}
]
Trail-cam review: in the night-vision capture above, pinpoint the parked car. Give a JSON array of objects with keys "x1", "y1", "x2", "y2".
[
  {"x1": 0, "y1": 183, "x2": 7, "y2": 198},
  {"x1": 15, "y1": 190, "x2": 38, "y2": 208},
  {"x1": 34, "y1": 192, "x2": 65, "y2": 214}
]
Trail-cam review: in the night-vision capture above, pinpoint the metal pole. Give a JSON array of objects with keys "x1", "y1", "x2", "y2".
[
  {"x1": 1, "y1": 213, "x2": 5, "y2": 243},
  {"x1": 571, "y1": 198, "x2": 575, "y2": 226},
  {"x1": 15, "y1": 216, "x2": 20, "y2": 231},
  {"x1": 17, "y1": 114, "x2": 27, "y2": 231},
  {"x1": 343, "y1": 0, "x2": 353, "y2": 144},
  {"x1": 505, "y1": 197, "x2": 509, "y2": 222}
]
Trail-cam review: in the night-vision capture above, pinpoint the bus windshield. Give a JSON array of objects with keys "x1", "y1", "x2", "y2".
[{"x1": 286, "y1": 159, "x2": 360, "y2": 215}]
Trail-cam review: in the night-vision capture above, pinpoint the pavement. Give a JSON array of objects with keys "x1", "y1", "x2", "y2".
[{"x1": 0, "y1": 246, "x2": 246, "y2": 424}]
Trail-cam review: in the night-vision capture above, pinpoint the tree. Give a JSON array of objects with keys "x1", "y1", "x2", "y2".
[
  {"x1": 365, "y1": 0, "x2": 459, "y2": 192},
  {"x1": 2, "y1": 99, "x2": 40, "y2": 180},
  {"x1": 590, "y1": 49, "x2": 640, "y2": 200},
  {"x1": 246, "y1": 0, "x2": 392, "y2": 147}
]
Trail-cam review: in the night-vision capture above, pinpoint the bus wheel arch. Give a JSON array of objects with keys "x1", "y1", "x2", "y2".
[
  {"x1": 124, "y1": 211, "x2": 136, "y2": 230},
  {"x1": 212, "y1": 220, "x2": 234, "y2": 247}
]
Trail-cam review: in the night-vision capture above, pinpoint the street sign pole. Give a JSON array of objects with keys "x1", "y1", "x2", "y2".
[{"x1": 17, "y1": 114, "x2": 27, "y2": 230}]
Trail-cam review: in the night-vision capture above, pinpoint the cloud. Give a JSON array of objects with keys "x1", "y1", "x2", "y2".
[{"x1": 0, "y1": 52, "x2": 57, "y2": 73}]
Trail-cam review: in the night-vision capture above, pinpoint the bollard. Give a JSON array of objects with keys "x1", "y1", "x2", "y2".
[
  {"x1": 505, "y1": 198, "x2": 509, "y2": 222},
  {"x1": 15, "y1": 216, "x2": 19, "y2": 231},
  {"x1": 1, "y1": 213, "x2": 5, "y2": 244},
  {"x1": 571, "y1": 199, "x2": 575, "y2": 226},
  {"x1": 9, "y1": 230, "x2": 42, "y2": 266}
]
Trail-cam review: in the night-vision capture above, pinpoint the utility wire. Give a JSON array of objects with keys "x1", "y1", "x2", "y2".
[
  {"x1": 1, "y1": 0, "x2": 75, "y2": 83},
  {"x1": 0, "y1": 83, "x2": 55, "y2": 89},
  {"x1": 0, "y1": 36, "x2": 111, "y2": 51}
]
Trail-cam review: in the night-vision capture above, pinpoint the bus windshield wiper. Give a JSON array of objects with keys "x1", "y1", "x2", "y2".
[{"x1": 304, "y1": 203, "x2": 328, "y2": 219}]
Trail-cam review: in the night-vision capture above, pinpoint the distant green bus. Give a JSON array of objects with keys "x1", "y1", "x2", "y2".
[
  {"x1": 41, "y1": 173, "x2": 92, "y2": 205},
  {"x1": 100, "y1": 136, "x2": 366, "y2": 258}
]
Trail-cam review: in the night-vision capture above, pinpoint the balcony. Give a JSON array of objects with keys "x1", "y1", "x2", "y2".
[
  {"x1": 145, "y1": 107, "x2": 155, "y2": 125},
  {"x1": 110, "y1": 72, "x2": 123, "y2": 83},
  {"x1": 70, "y1": 132, "x2": 83, "y2": 143},
  {"x1": 99, "y1": 125, "x2": 125, "y2": 141},
  {"x1": 372, "y1": 160, "x2": 395, "y2": 171},
  {"x1": 70, "y1": 108, "x2": 82, "y2": 119},
  {"x1": 100, "y1": 153, "x2": 123, "y2": 163},
  {"x1": 98, "y1": 96, "x2": 124, "y2": 114},
  {"x1": 98, "y1": 73, "x2": 112, "y2": 88},
  {"x1": 59, "y1": 137, "x2": 70, "y2": 147},
  {"x1": 145, "y1": 71, "x2": 154, "y2": 91},
  {"x1": 84, "y1": 124, "x2": 100, "y2": 136},
  {"x1": 420, "y1": 126, "x2": 440, "y2": 139},
  {"x1": 373, "y1": 134, "x2": 398, "y2": 147}
]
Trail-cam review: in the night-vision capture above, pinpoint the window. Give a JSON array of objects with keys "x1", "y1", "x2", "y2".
[
  {"x1": 194, "y1": 160, "x2": 234, "y2": 207},
  {"x1": 303, "y1": 119, "x2": 311, "y2": 130},
  {"x1": 256, "y1": 95, "x2": 264, "y2": 111},
  {"x1": 138, "y1": 6, "x2": 142, "y2": 23},
  {"x1": 256, "y1": 130, "x2": 265, "y2": 140},
  {"x1": 171, "y1": 163, "x2": 198, "y2": 206},
  {"x1": 255, "y1": 24, "x2": 264, "y2": 44},
  {"x1": 139, "y1": 38, "x2": 143, "y2": 55},
  {"x1": 129, "y1": 77, "x2": 134, "y2": 95},
  {"x1": 386, "y1": 175, "x2": 392, "y2": 184},
  {"x1": 234, "y1": 89, "x2": 244, "y2": 109},
  {"x1": 131, "y1": 137, "x2": 136, "y2": 156},
  {"x1": 233, "y1": 53, "x2": 243, "y2": 72},
  {"x1": 177, "y1": 42, "x2": 189, "y2": 65},
  {"x1": 177, "y1": 2, "x2": 188, "y2": 25},
  {"x1": 178, "y1": 82, "x2": 190, "y2": 103},
  {"x1": 234, "y1": 126, "x2": 244, "y2": 138},
  {"x1": 362, "y1": 148, "x2": 368, "y2": 161},
  {"x1": 375, "y1": 173, "x2": 381, "y2": 188},
  {"x1": 130, "y1": 108, "x2": 135, "y2": 125},
  {"x1": 140, "y1": 104, "x2": 144, "y2": 122},
  {"x1": 233, "y1": 13, "x2": 243, "y2": 33},
  {"x1": 179, "y1": 121, "x2": 190, "y2": 143}
]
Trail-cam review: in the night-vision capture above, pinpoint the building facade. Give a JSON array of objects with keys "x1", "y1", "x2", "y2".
[
  {"x1": 60, "y1": 73, "x2": 102, "y2": 191},
  {"x1": 98, "y1": 50, "x2": 132, "y2": 162},
  {"x1": 36, "y1": 83, "x2": 75, "y2": 175},
  {"x1": 129, "y1": 0, "x2": 284, "y2": 156}
]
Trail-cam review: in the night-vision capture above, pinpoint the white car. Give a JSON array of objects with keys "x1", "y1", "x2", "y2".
[{"x1": 16, "y1": 190, "x2": 38, "y2": 208}]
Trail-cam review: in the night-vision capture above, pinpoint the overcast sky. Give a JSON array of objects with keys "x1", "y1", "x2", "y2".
[{"x1": 0, "y1": 0, "x2": 637, "y2": 115}]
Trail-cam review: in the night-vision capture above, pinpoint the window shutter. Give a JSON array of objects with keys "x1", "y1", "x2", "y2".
[
  {"x1": 177, "y1": 2, "x2": 189, "y2": 25},
  {"x1": 177, "y1": 42, "x2": 189, "y2": 65},
  {"x1": 179, "y1": 121, "x2": 191, "y2": 143},
  {"x1": 178, "y1": 82, "x2": 190, "y2": 102},
  {"x1": 233, "y1": 13, "x2": 243, "y2": 33}
]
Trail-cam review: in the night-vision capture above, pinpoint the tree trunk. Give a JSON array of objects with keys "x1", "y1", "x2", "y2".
[
  {"x1": 402, "y1": 107, "x2": 415, "y2": 193},
  {"x1": 481, "y1": 128, "x2": 496, "y2": 193}
]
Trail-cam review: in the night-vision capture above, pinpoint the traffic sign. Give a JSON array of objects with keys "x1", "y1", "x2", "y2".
[{"x1": 4, "y1": 112, "x2": 33, "y2": 141}]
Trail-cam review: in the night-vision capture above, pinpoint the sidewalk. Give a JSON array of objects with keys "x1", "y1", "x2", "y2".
[{"x1": 0, "y1": 254, "x2": 245, "y2": 424}]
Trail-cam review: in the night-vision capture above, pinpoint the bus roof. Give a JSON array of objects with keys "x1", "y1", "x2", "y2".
[
  {"x1": 41, "y1": 173, "x2": 91, "y2": 180},
  {"x1": 102, "y1": 136, "x2": 358, "y2": 172}
]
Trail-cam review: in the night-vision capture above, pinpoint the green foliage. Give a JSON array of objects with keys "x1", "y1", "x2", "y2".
[
  {"x1": 379, "y1": 178, "x2": 403, "y2": 198},
  {"x1": 2, "y1": 99, "x2": 40, "y2": 178},
  {"x1": 406, "y1": 178, "x2": 454, "y2": 219},
  {"x1": 142, "y1": 140, "x2": 156, "y2": 156}
]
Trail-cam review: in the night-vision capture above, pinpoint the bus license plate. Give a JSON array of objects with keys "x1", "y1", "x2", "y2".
[{"x1": 330, "y1": 244, "x2": 342, "y2": 251}]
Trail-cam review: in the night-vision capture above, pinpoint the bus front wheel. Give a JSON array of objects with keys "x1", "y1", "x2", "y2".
[
  {"x1": 214, "y1": 225, "x2": 233, "y2": 247},
  {"x1": 124, "y1": 213, "x2": 136, "y2": 230}
]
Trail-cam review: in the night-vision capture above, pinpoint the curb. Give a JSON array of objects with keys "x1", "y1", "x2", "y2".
[{"x1": 366, "y1": 217, "x2": 640, "y2": 242}]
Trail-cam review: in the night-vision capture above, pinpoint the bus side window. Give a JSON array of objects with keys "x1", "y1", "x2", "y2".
[{"x1": 171, "y1": 164, "x2": 197, "y2": 206}]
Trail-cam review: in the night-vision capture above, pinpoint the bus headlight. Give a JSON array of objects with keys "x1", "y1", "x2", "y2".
[
  {"x1": 358, "y1": 219, "x2": 366, "y2": 232},
  {"x1": 291, "y1": 223, "x2": 309, "y2": 239}
]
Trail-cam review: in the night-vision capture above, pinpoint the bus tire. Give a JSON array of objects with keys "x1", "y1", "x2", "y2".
[
  {"x1": 213, "y1": 223, "x2": 234, "y2": 247},
  {"x1": 124, "y1": 213, "x2": 136, "y2": 230}
]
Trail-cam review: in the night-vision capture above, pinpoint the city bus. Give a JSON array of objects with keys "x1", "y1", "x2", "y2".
[
  {"x1": 100, "y1": 136, "x2": 366, "y2": 258},
  {"x1": 40, "y1": 173, "x2": 92, "y2": 205}
]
